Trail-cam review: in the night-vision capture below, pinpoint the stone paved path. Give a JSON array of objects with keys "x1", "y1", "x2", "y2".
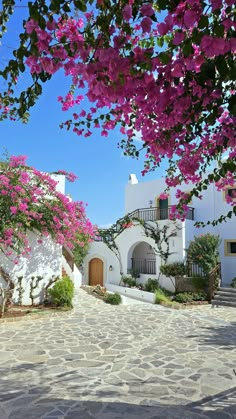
[{"x1": 0, "y1": 289, "x2": 236, "y2": 419}]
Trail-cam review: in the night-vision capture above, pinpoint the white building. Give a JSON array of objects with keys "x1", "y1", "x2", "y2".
[
  {"x1": 0, "y1": 174, "x2": 81, "y2": 305},
  {"x1": 84, "y1": 174, "x2": 236, "y2": 291}
]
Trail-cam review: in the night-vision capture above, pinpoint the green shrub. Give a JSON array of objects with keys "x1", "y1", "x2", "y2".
[
  {"x1": 186, "y1": 234, "x2": 221, "y2": 274},
  {"x1": 121, "y1": 276, "x2": 136, "y2": 288},
  {"x1": 191, "y1": 275, "x2": 208, "y2": 291},
  {"x1": 104, "y1": 292, "x2": 122, "y2": 305},
  {"x1": 231, "y1": 277, "x2": 236, "y2": 288},
  {"x1": 127, "y1": 269, "x2": 140, "y2": 279},
  {"x1": 159, "y1": 286, "x2": 173, "y2": 297},
  {"x1": 175, "y1": 292, "x2": 208, "y2": 303},
  {"x1": 144, "y1": 278, "x2": 159, "y2": 293},
  {"x1": 48, "y1": 276, "x2": 74, "y2": 308},
  {"x1": 160, "y1": 262, "x2": 186, "y2": 277},
  {"x1": 155, "y1": 288, "x2": 171, "y2": 304}
]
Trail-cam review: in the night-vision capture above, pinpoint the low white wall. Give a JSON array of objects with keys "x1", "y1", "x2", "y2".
[
  {"x1": 73, "y1": 264, "x2": 82, "y2": 288},
  {"x1": 0, "y1": 231, "x2": 62, "y2": 305},
  {"x1": 136, "y1": 274, "x2": 175, "y2": 293},
  {"x1": 61, "y1": 256, "x2": 82, "y2": 288},
  {"x1": 105, "y1": 283, "x2": 156, "y2": 303}
]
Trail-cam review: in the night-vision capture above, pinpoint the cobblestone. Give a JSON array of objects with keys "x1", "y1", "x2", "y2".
[{"x1": 0, "y1": 289, "x2": 235, "y2": 418}]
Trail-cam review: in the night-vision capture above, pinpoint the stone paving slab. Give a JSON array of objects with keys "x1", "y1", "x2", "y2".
[{"x1": 0, "y1": 289, "x2": 235, "y2": 418}]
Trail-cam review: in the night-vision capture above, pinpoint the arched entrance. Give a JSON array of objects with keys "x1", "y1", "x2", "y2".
[
  {"x1": 128, "y1": 242, "x2": 156, "y2": 275},
  {"x1": 89, "y1": 258, "x2": 104, "y2": 286}
]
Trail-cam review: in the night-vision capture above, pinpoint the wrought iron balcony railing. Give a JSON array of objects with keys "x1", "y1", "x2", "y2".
[
  {"x1": 128, "y1": 206, "x2": 194, "y2": 222},
  {"x1": 94, "y1": 205, "x2": 195, "y2": 241}
]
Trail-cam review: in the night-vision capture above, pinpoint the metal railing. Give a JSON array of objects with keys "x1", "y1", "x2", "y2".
[
  {"x1": 186, "y1": 261, "x2": 205, "y2": 277},
  {"x1": 94, "y1": 205, "x2": 195, "y2": 242},
  {"x1": 186, "y1": 261, "x2": 221, "y2": 301},
  {"x1": 129, "y1": 206, "x2": 194, "y2": 222},
  {"x1": 131, "y1": 258, "x2": 156, "y2": 275},
  {"x1": 209, "y1": 263, "x2": 221, "y2": 301}
]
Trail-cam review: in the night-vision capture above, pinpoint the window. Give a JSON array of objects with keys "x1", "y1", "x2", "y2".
[
  {"x1": 224, "y1": 240, "x2": 236, "y2": 256},
  {"x1": 230, "y1": 242, "x2": 236, "y2": 253}
]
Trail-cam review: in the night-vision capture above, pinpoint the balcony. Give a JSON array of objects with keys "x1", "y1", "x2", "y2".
[
  {"x1": 131, "y1": 258, "x2": 156, "y2": 275},
  {"x1": 94, "y1": 205, "x2": 195, "y2": 242},
  {"x1": 129, "y1": 206, "x2": 194, "y2": 222}
]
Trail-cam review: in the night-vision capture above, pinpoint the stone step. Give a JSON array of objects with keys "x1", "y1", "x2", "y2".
[
  {"x1": 218, "y1": 287, "x2": 236, "y2": 294},
  {"x1": 212, "y1": 299, "x2": 236, "y2": 308},
  {"x1": 214, "y1": 292, "x2": 236, "y2": 301}
]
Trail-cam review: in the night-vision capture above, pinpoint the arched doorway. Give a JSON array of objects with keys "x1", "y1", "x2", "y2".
[
  {"x1": 89, "y1": 258, "x2": 104, "y2": 286},
  {"x1": 128, "y1": 242, "x2": 156, "y2": 275}
]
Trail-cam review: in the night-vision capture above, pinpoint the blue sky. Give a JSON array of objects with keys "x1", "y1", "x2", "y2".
[
  {"x1": 1, "y1": 71, "x2": 166, "y2": 226},
  {"x1": 0, "y1": 5, "x2": 166, "y2": 227}
]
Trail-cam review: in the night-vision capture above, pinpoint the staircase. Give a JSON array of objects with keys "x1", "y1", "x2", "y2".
[{"x1": 212, "y1": 287, "x2": 236, "y2": 308}]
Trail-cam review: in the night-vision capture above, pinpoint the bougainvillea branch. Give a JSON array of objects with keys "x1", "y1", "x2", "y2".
[
  {"x1": 0, "y1": 154, "x2": 95, "y2": 261},
  {"x1": 0, "y1": 1, "x2": 235, "y2": 222}
]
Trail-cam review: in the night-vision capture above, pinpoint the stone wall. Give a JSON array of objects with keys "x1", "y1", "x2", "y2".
[{"x1": 175, "y1": 276, "x2": 208, "y2": 293}]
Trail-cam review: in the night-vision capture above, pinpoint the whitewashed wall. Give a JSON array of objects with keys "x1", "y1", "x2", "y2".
[
  {"x1": 125, "y1": 175, "x2": 236, "y2": 285},
  {"x1": 83, "y1": 241, "x2": 120, "y2": 286},
  {"x1": 0, "y1": 232, "x2": 62, "y2": 306},
  {"x1": 84, "y1": 220, "x2": 184, "y2": 291},
  {"x1": 50, "y1": 173, "x2": 66, "y2": 194},
  {"x1": 62, "y1": 256, "x2": 82, "y2": 288}
]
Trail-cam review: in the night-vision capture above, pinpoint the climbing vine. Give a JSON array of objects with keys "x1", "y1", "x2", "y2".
[
  {"x1": 97, "y1": 214, "x2": 181, "y2": 275},
  {"x1": 16, "y1": 276, "x2": 24, "y2": 306},
  {"x1": 139, "y1": 220, "x2": 181, "y2": 264},
  {"x1": 0, "y1": 266, "x2": 15, "y2": 315},
  {"x1": 44, "y1": 275, "x2": 60, "y2": 302},
  {"x1": 29, "y1": 275, "x2": 44, "y2": 305},
  {"x1": 97, "y1": 215, "x2": 132, "y2": 274}
]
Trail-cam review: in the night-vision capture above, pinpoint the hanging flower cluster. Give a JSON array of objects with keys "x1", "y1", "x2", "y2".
[
  {"x1": 0, "y1": 0, "x2": 235, "y2": 223},
  {"x1": 0, "y1": 155, "x2": 95, "y2": 261}
]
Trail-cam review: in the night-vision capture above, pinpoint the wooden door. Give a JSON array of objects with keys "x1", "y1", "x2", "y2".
[{"x1": 89, "y1": 258, "x2": 103, "y2": 286}]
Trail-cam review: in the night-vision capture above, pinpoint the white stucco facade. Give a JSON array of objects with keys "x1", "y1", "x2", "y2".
[
  {"x1": 84, "y1": 174, "x2": 236, "y2": 289},
  {"x1": 0, "y1": 231, "x2": 62, "y2": 305}
]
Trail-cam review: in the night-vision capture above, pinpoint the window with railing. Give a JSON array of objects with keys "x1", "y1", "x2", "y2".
[{"x1": 131, "y1": 258, "x2": 156, "y2": 275}]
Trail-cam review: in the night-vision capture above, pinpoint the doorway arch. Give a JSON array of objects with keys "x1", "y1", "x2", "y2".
[{"x1": 89, "y1": 258, "x2": 104, "y2": 286}]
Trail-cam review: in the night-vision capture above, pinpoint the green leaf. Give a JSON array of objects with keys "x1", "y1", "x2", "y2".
[
  {"x1": 214, "y1": 24, "x2": 224, "y2": 37},
  {"x1": 216, "y1": 56, "x2": 228, "y2": 78},
  {"x1": 19, "y1": 62, "x2": 25, "y2": 72},
  {"x1": 49, "y1": 0, "x2": 62, "y2": 13},
  {"x1": 229, "y1": 94, "x2": 236, "y2": 116},
  {"x1": 63, "y1": 3, "x2": 71, "y2": 12},
  {"x1": 182, "y1": 42, "x2": 194, "y2": 58},
  {"x1": 198, "y1": 15, "x2": 209, "y2": 29},
  {"x1": 34, "y1": 83, "x2": 42, "y2": 95},
  {"x1": 158, "y1": 52, "x2": 170, "y2": 64},
  {"x1": 157, "y1": 37, "x2": 164, "y2": 48},
  {"x1": 74, "y1": 0, "x2": 87, "y2": 12}
]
